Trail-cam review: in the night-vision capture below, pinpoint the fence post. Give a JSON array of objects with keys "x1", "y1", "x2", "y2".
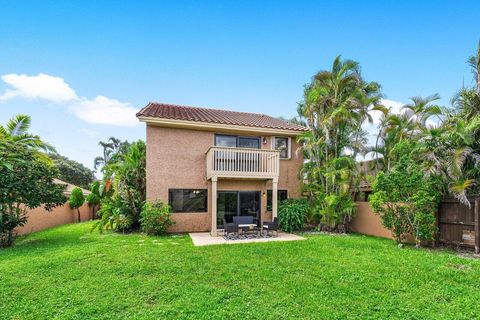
[{"x1": 475, "y1": 197, "x2": 480, "y2": 254}]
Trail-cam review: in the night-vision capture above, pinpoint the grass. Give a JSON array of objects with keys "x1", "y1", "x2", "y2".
[{"x1": 1, "y1": 223, "x2": 480, "y2": 319}]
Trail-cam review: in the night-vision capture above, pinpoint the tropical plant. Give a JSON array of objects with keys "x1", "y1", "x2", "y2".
[
  {"x1": 92, "y1": 140, "x2": 146, "y2": 233},
  {"x1": 93, "y1": 137, "x2": 130, "y2": 172},
  {"x1": 140, "y1": 201, "x2": 174, "y2": 235},
  {"x1": 277, "y1": 198, "x2": 309, "y2": 232},
  {"x1": 368, "y1": 95, "x2": 441, "y2": 171},
  {"x1": 93, "y1": 195, "x2": 133, "y2": 233},
  {"x1": 369, "y1": 143, "x2": 442, "y2": 247},
  {"x1": 297, "y1": 55, "x2": 383, "y2": 231},
  {"x1": 69, "y1": 187, "x2": 85, "y2": 222},
  {"x1": 0, "y1": 114, "x2": 56, "y2": 167}
]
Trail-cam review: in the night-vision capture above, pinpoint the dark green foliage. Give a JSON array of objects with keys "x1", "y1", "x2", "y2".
[
  {"x1": 0, "y1": 144, "x2": 66, "y2": 247},
  {"x1": 69, "y1": 187, "x2": 85, "y2": 222},
  {"x1": 369, "y1": 143, "x2": 442, "y2": 246},
  {"x1": 93, "y1": 140, "x2": 146, "y2": 233},
  {"x1": 278, "y1": 198, "x2": 309, "y2": 232},
  {"x1": 86, "y1": 181, "x2": 102, "y2": 219},
  {"x1": 140, "y1": 201, "x2": 174, "y2": 235},
  {"x1": 50, "y1": 154, "x2": 95, "y2": 188},
  {"x1": 93, "y1": 195, "x2": 132, "y2": 233}
]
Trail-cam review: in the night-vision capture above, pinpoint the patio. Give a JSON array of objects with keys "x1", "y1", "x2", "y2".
[{"x1": 189, "y1": 231, "x2": 305, "y2": 246}]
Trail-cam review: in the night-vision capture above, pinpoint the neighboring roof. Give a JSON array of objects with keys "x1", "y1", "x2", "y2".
[
  {"x1": 54, "y1": 179, "x2": 90, "y2": 196},
  {"x1": 136, "y1": 102, "x2": 308, "y2": 133}
]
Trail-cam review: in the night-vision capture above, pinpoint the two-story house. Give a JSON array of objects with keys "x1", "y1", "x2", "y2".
[{"x1": 136, "y1": 103, "x2": 308, "y2": 235}]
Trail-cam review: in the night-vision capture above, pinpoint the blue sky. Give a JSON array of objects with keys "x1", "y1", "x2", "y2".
[{"x1": 0, "y1": 0, "x2": 479, "y2": 174}]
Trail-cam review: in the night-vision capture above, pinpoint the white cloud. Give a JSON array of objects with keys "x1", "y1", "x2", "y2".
[
  {"x1": 0, "y1": 73, "x2": 78, "y2": 103},
  {"x1": 71, "y1": 96, "x2": 139, "y2": 127},
  {"x1": 0, "y1": 73, "x2": 139, "y2": 127},
  {"x1": 368, "y1": 99, "x2": 404, "y2": 127}
]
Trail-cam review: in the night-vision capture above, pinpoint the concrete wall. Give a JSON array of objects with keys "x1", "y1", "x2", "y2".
[
  {"x1": 146, "y1": 125, "x2": 303, "y2": 233},
  {"x1": 350, "y1": 201, "x2": 393, "y2": 239},
  {"x1": 16, "y1": 202, "x2": 91, "y2": 235}
]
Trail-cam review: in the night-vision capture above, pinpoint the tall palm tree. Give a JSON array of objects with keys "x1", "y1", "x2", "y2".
[
  {"x1": 298, "y1": 56, "x2": 383, "y2": 229},
  {"x1": 369, "y1": 95, "x2": 441, "y2": 171}
]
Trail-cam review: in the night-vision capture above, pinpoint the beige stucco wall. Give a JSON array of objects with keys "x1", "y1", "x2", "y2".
[
  {"x1": 145, "y1": 125, "x2": 303, "y2": 233},
  {"x1": 350, "y1": 201, "x2": 393, "y2": 239},
  {"x1": 16, "y1": 202, "x2": 91, "y2": 235}
]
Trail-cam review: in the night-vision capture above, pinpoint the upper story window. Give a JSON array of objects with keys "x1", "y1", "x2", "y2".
[
  {"x1": 168, "y1": 189, "x2": 208, "y2": 213},
  {"x1": 274, "y1": 137, "x2": 290, "y2": 159},
  {"x1": 215, "y1": 134, "x2": 260, "y2": 149}
]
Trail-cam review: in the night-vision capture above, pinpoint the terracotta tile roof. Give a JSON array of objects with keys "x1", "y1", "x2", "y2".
[{"x1": 136, "y1": 102, "x2": 308, "y2": 132}]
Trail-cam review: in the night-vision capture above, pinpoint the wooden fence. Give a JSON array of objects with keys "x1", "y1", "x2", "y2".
[{"x1": 437, "y1": 196, "x2": 480, "y2": 253}]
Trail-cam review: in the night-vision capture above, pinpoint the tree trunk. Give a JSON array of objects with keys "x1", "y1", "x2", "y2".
[{"x1": 77, "y1": 208, "x2": 81, "y2": 222}]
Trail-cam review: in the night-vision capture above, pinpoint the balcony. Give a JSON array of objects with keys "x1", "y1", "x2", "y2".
[{"x1": 206, "y1": 146, "x2": 280, "y2": 180}]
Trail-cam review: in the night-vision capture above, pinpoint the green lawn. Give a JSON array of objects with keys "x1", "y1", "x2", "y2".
[{"x1": 1, "y1": 223, "x2": 480, "y2": 319}]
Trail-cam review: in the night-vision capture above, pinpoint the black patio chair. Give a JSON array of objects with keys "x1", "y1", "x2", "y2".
[
  {"x1": 223, "y1": 219, "x2": 239, "y2": 240},
  {"x1": 262, "y1": 217, "x2": 279, "y2": 237}
]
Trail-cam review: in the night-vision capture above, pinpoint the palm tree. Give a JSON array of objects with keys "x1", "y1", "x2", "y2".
[
  {"x1": 0, "y1": 114, "x2": 55, "y2": 152},
  {"x1": 298, "y1": 56, "x2": 383, "y2": 230},
  {"x1": 403, "y1": 94, "x2": 442, "y2": 128},
  {"x1": 0, "y1": 114, "x2": 55, "y2": 168},
  {"x1": 94, "y1": 137, "x2": 129, "y2": 171},
  {"x1": 368, "y1": 95, "x2": 442, "y2": 171}
]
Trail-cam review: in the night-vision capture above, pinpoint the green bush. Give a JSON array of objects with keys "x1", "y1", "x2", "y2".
[
  {"x1": 0, "y1": 143, "x2": 66, "y2": 247},
  {"x1": 93, "y1": 195, "x2": 133, "y2": 233},
  {"x1": 69, "y1": 187, "x2": 85, "y2": 222},
  {"x1": 369, "y1": 150, "x2": 442, "y2": 247},
  {"x1": 278, "y1": 198, "x2": 309, "y2": 232},
  {"x1": 140, "y1": 201, "x2": 174, "y2": 235}
]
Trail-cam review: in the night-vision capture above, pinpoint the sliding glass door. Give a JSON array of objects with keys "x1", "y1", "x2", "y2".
[
  {"x1": 217, "y1": 191, "x2": 261, "y2": 228},
  {"x1": 217, "y1": 192, "x2": 238, "y2": 228}
]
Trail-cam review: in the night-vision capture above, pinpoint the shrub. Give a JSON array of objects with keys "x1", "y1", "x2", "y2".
[
  {"x1": 140, "y1": 201, "x2": 174, "y2": 236},
  {"x1": 369, "y1": 154, "x2": 442, "y2": 247},
  {"x1": 69, "y1": 187, "x2": 85, "y2": 222},
  {"x1": 278, "y1": 198, "x2": 309, "y2": 232},
  {"x1": 86, "y1": 181, "x2": 101, "y2": 219},
  {"x1": 93, "y1": 195, "x2": 133, "y2": 233},
  {"x1": 0, "y1": 144, "x2": 66, "y2": 247}
]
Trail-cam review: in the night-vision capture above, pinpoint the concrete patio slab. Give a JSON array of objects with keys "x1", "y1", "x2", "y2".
[{"x1": 189, "y1": 232, "x2": 305, "y2": 246}]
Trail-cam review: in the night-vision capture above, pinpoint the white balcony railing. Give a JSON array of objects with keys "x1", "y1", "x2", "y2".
[{"x1": 206, "y1": 146, "x2": 280, "y2": 179}]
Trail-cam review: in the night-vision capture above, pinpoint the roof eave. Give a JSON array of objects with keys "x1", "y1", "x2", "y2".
[{"x1": 137, "y1": 116, "x2": 307, "y2": 136}]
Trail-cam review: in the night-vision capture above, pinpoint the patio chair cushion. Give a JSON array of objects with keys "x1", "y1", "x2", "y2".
[{"x1": 233, "y1": 216, "x2": 254, "y2": 225}]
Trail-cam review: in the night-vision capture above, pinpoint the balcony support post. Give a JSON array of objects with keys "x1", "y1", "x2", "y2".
[
  {"x1": 211, "y1": 176, "x2": 218, "y2": 236},
  {"x1": 272, "y1": 177, "x2": 278, "y2": 221}
]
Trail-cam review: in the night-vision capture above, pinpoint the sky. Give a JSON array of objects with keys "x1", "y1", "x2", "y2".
[{"x1": 0, "y1": 0, "x2": 479, "y2": 174}]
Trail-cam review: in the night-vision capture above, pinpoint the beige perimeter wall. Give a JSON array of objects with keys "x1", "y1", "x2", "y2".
[
  {"x1": 350, "y1": 201, "x2": 393, "y2": 239},
  {"x1": 16, "y1": 202, "x2": 91, "y2": 235}
]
